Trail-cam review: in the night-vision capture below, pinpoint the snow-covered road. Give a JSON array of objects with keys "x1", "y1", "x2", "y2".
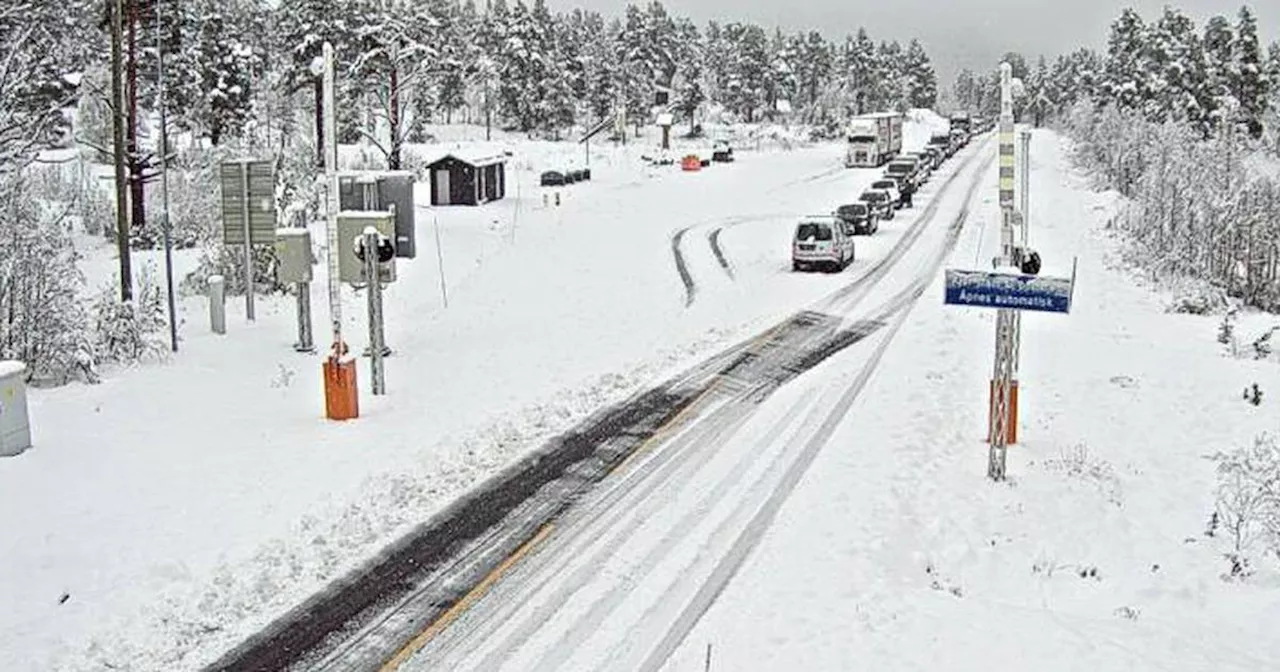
[{"x1": 388, "y1": 139, "x2": 996, "y2": 672}]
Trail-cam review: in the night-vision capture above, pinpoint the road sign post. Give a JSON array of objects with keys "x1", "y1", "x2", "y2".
[
  {"x1": 944, "y1": 268, "x2": 1075, "y2": 480},
  {"x1": 219, "y1": 159, "x2": 278, "y2": 323}
]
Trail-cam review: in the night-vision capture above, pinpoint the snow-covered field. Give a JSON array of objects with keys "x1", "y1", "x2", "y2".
[
  {"x1": 660, "y1": 130, "x2": 1280, "y2": 671},
  {"x1": 11, "y1": 115, "x2": 1274, "y2": 672},
  {"x1": 1, "y1": 115, "x2": 951, "y2": 670}
]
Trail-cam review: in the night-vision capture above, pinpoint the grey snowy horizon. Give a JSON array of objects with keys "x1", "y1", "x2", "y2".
[{"x1": 546, "y1": 0, "x2": 1279, "y2": 90}]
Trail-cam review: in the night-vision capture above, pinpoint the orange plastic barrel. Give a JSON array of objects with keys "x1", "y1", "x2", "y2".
[{"x1": 324, "y1": 353, "x2": 359, "y2": 420}]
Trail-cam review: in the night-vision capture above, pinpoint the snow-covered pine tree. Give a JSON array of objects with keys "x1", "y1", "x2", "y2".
[
  {"x1": 720, "y1": 22, "x2": 770, "y2": 122},
  {"x1": 1204, "y1": 14, "x2": 1236, "y2": 128},
  {"x1": 903, "y1": 39, "x2": 937, "y2": 111},
  {"x1": 533, "y1": 0, "x2": 575, "y2": 135},
  {"x1": 1101, "y1": 8, "x2": 1148, "y2": 112},
  {"x1": 1233, "y1": 6, "x2": 1269, "y2": 139},
  {"x1": 953, "y1": 68, "x2": 979, "y2": 112},
  {"x1": 275, "y1": 0, "x2": 352, "y2": 165},
  {"x1": 1143, "y1": 7, "x2": 1210, "y2": 132},
  {"x1": 173, "y1": 0, "x2": 261, "y2": 145},
  {"x1": 766, "y1": 29, "x2": 797, "y2": 120},
  {"x1": 793, "y1": 31, "x2": 833, "y2": 122},
  {"x1": 840, "y1": 29, "x2": 877, "y2": 116},
  {"x1": 581, "y1": 14, "x2": 618, "y2": 121},
  {"x1": 672, "y1": 18, "x2": 704, "y2": 133},
  {"x1": 872, "y1": 40, "x2": 904, "y2": 112}
]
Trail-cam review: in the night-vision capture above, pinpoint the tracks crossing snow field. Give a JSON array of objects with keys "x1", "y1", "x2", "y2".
[
  {"x1": 206, "y1": 136, "x2": 992, "y2": 672},
  {"x1": 392, "y1": 141, "x2": 995, "y2": 672}
]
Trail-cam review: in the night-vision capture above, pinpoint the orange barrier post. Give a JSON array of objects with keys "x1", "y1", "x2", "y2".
[
  {"x1": 987, "y1": 379, "x2": 1018, "y2": 444},
  {"x1": 323, "y1": 342, "x2": 359, "y2": 420}
]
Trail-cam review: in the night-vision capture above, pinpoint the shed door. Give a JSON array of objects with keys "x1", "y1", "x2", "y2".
[{"x1": 434, "y1": 169, "x2": 450, "y2": 206}]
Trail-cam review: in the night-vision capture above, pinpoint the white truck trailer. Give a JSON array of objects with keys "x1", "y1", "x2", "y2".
[{"x1": 844, "y1": 112, "x2": 903, "y2": 168}]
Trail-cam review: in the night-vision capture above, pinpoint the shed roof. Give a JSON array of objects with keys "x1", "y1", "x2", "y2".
[{"x1": 426, "y1": 149, "x2": 509, "y2": 168}]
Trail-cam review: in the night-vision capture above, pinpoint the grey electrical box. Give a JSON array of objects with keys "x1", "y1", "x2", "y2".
[
  {"x1": 0, "y1": 361, "x2": 32, "y2": 457},
  {"x1": 336, "y1": 211, "x2": 397, "y2": 284},
  {"x1": 338, "y1": 171, "x2": 417, "y2": 259},
  {"x1": 274, "y1": 228, "x2": 313, "y2": 283}
]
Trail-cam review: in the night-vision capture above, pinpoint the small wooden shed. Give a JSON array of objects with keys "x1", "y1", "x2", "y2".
[{"x1": 426, "y1": 151, "x2": 508, "y2": 206}]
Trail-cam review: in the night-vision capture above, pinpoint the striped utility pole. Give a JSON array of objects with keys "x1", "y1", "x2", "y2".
[{"x1": 988, "y1": 61, "x2": 1019, "y2": 480}]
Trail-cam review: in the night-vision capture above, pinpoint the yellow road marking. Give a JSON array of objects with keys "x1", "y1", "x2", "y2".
[
  {"x1": 609, "y1": 320, "x2": 788, "y2": 476},
  {"x1": 609, "y1": 380, "x2": 721, "y2": 475},
  {"x1": 378, "y1": 523, "x2": 556, "y2": 672}
]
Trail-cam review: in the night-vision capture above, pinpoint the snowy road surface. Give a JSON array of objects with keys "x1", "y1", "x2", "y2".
[{"x1": 386, "y1": 141, "x2": 995, "y2": 672}]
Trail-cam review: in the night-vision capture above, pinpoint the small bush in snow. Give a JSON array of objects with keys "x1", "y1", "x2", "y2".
[
  {"x1": 92, "y1": 266, "x2": 170, "y2": 366},
  {"x1": 1243, "y1": 383, "x2": 1264, "y2": 406},
  {"x1": 1210, "y1": 433, "x2": 1280, "y2": 571},
  {"x1": 0, "y1": 171, "x2": 98, "y2": 385},
  {"x1": 1218, "y1": 308, "x2": 1237, "y2": 349},
  {"x1": 182, "y1": 243, "x2": 286, "y2": 298},
  {"x1": 1251, "y1": 327, "x2": 1279, "y2": 360}
]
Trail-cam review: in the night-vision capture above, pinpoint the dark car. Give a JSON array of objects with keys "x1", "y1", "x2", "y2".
[
  {"x1": 928, "y1": 133, "x2": 956, "y2": 157},
  {"x1": 884, "y1": 160, "x2": 918, "y2": 191},
  {"x1": 835, "y1": 202, "x2": 880, "y2": 235},
  {"x1": 921, "y1": 146, "x2": 944, "y2": 169},
  {"x1": 858, "y1": 189, "x2": 895, "y2": 221},
  {"x1": 540, "y1": 170, "x2": 565, "y2": 186},
  {"x1": 712, "y1": 140, "x2": 734, "y2": 162}
]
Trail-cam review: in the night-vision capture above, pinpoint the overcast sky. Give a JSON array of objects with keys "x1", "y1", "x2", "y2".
[{"x1": 545, "y1": 0, "x2": 1279, "y2": 90}]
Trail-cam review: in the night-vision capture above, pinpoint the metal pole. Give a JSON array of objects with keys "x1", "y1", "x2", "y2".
[
  {"x1": 296, "y1": 280, "x2": 314, "y2": 352},
  {"x1": 155, "y1": 0, "x2": 178, "y2": 351},
  {"x1": 363, "y1": 228, "x2": 386, "y2": 395},
  {"x1": 434, "y1": 215, "x2": 449, "y2": 308},
  {"x1": 323, "y1": 42, "x2": 343, "y2": 350},
  {"x1": 239, "y1": 160, "x2": 255, "y2": 321}
]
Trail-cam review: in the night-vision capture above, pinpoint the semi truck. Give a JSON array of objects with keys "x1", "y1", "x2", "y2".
[{"x1": 844, "y1": 112, "x2": 902, "y2": 168}]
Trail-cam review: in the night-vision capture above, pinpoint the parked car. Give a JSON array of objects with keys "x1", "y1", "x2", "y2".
[
  {"x1": 792, "y1": 217, "x2": 854, "y2": 272},
  {"x1": 921, "y1": 146, "x2": 944, "y2": 169},
  {"x1": 869, "y1": 178, "x2": 903, "y2": 209},
  {"x1": 859, "y1": 188, "x2": 895, "y2": 221},
  {"x1": 563, "y1": 169, "x2": 579, "y2": 184},
  {"x1": 884, "y1": 159, "x2": 919, "y2": 191},
  {"x1": 540, "y1": 170, "x2": 566, "y2": 187},
  {"x1": 902, "y1": 152, "x2": 932, "y2": 182},
  {"x1": 712, "y1": 140, "x2": 734, "y2": 162},
  {"x1": 835, "y1": 202, "x2": 880, "y2": 235},
  {"x1": 928, "y1": 133, "x2": 956, "y2": 158}
]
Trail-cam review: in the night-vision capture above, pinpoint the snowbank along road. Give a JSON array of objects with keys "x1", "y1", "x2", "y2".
[{"x1": 204, "y1": 135, "x2": 993, "y2": 672}]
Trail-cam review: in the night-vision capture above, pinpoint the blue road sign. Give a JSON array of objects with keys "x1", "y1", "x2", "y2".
[{"x1": 944, "y1": 269, "x2": 1073, "y2": 314}]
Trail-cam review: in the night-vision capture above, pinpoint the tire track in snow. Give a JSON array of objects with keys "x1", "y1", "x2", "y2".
[
  {"x1": 632, "y1": 152, "x2": 995, "y2": 672},
  {"x1": 670, "y1": 227, "x2": 697, "y2": 307},
  {"x1": 707, "y1": 227, "x2": 735, "y2": 279}
]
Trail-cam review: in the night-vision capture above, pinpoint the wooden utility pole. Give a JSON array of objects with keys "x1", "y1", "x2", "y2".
[
  {"x1": 126, "y1": 0, "x2": 146, "y2": 233},
  {"x1": 110, "y1": 0, "x2": 133, "y2": 301}
]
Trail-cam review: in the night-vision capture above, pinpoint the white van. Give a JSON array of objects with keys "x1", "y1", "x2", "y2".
[{"x1": 792, "y1": 217, "x2": 854, "y2": 272}]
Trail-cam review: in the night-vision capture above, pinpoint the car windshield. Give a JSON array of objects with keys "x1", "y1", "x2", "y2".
[
  {"x1": 872, "y1": 181, "x2": 895, "y2": 190},
  {"x1": 796, "y1": 223, "x2": 832, "y2": 241},
  {"x1": 860, "y1": 191, "x2": 884, "y2": 203},
  {"x1": 847, "y1": 135, "x2": 876, "y2": 143},
  {"x1": 887, "y1": 163, "x2": 912, "y2": 175},
  {"x1": 930, "y1": 135, "x2": 951, "y2": 144}
]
